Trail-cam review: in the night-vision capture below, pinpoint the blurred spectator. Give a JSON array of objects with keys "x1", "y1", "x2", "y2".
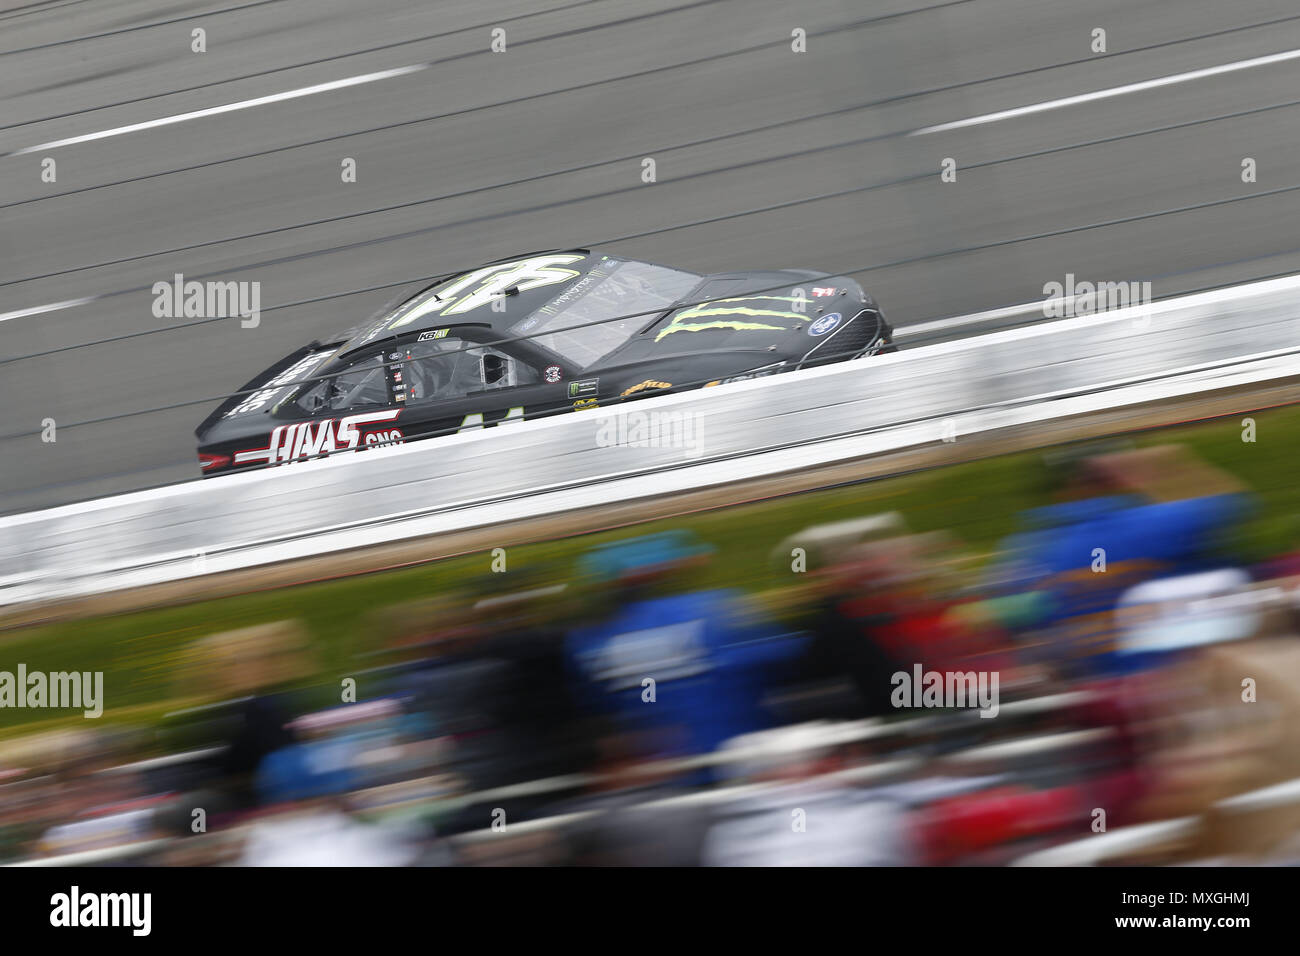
[
  {"x1": 566, "y1": 531, "x2": 807, "y2": 761},
  {"x1": 467, "y1": 572, "x2": 590, "y2": 785},
  {"x1": 11, "y1": 440, "x2": 1300, "y2": 867},
  {"x1": 701, "y1": 725, "x2": 916, "y2": 866},
  {"x1": 995, "y1": 444, "x2": 1248, "y2": 677},
  {"x1": 172, "y1": 622, "x2": 314, "y2": 810},
  {"x1": 550, "y1": 723, "x2": 709, "y2": 866},
  {"x1": 238, "y1": 798, "x2": 420, "y2": 866},
  {"x1": 373, "y1": 595, "x2": 516, "y2": 792}
]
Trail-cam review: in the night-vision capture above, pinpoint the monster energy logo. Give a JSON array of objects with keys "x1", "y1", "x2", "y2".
[{"x1": 654, "y1": 295, "x2": 804, "y2": 341}]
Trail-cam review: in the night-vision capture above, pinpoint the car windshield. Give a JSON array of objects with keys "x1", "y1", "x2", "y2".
[{"x1": 508, "y1": 257, "x2": 700, "y2": 368}]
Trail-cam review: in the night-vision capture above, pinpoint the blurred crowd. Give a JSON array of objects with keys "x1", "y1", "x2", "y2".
[{"x1": 3, "y1": 441, "x2": 1300, "y2": 866}]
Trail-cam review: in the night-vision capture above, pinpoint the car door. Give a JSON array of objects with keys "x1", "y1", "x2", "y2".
[
  {"x1": 379, "y1": 329, "x2": 574, "y2": 442},
  {"x1": 277, "y1": 348, "x2": 405, "y2": 461}
]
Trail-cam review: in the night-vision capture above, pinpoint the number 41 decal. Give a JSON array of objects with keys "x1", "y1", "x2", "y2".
[{"x1": 457, "y1": 407, "x2": 524, "y2": 431}]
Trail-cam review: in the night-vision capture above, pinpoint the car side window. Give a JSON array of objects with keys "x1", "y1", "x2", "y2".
[
  {"x1": 296, "y1": 353, "x2": 387, "y2": 413},
  {"x1": 395, "y1": 336, "x2": 539, "y2": 405}
]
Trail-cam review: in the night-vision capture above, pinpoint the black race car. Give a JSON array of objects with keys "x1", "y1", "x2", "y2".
[{"x1": 196, "y1": 249, "x2": 894, "y2": 475}]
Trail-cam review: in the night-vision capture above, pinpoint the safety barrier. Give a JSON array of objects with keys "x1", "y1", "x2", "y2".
[{"x1": 3, "y1": 274, "x2": 1299, "y2": 606}]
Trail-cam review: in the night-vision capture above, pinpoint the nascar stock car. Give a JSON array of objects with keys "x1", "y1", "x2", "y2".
[{"x1": 195, "y1": 249, "x2": 895, "y2": 475}]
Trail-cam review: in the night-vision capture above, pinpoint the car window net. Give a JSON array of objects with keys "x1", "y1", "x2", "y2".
[{"x1": 401, "y1": 338, "x2": 537, "y2": 404}]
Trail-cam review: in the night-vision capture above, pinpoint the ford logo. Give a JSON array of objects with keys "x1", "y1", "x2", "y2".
[{"x1": 808, "y1": 312, "x2": 842, "y2": 336}]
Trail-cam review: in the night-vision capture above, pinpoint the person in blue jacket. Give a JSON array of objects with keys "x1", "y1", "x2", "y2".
[
  {"x1": 566, "y1": 530, "x2": 806, "y2": 760},
  {"x1": 995, "y1": 444, "x2": 1248, "y2": 676}
]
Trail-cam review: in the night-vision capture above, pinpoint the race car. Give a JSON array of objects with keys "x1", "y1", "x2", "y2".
[{"x1": 195, "y1": 249, "x2": 894, "y2": 475}]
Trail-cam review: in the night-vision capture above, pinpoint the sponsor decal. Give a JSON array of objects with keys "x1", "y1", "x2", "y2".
[
  {"x1": 808, "y1": 312, "x2": 842, "y2": 336},
  {"x1": 388, "y1": 354, "x2": 408, "y2": 401},
  {"x1": 364, "y1": 428, "x2": 404, "y2": 448},
  {"x1": 573, "y1": 398, "x2": 600, "y2": 410},
  {"x1": 812, "y1": 286, "x2": 837, "y2": 297},
  {"x1": 234, "y1": 409, "x2": 403, "y2": 465},
  {"x1": 654, "y1": 295, "x2": 804, "y2": 341},
  {"x1": 568, "y1": 378, "x2": 599, "y2": 398},
  {"x1": 620, "y1": 380, "x2": 673, "y2": 397},
  {"x1": 417, "y1": 328, "x2": 450, "y2": 341},
  {"x1": 223, "y1": 350, "x2": 337, "y2": 418},
  {"x1": 541, "y1": 269, "x2": 603, "y2": 310},
  {"x1": 544, "y1": 365, "x2": 563, "y2": 383},
  {"x1": 353, "y1": 320, "x2": 389, "y2": 347},
  {"x1": 715, "y1": 364, "x2": 785, "y2": 385}
]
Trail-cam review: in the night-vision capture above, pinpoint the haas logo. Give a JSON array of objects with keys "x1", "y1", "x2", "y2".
[{"x1": 235, "y1": 410, "x2": 403, "y2": 465}]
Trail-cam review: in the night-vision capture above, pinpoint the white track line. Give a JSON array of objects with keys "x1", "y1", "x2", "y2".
[
  {"x1": 7, "y1": 64, "x2": 427, "y2": 157},
  {"x1": 911, "y1": 46, "x2": 1300, "y2": 136},
  {"x1": 0, "y1": 296, "x2": 96, "y2": 323},
  {"x1": 897, "y1": 296, "x2": 1076, "y2": 337}
]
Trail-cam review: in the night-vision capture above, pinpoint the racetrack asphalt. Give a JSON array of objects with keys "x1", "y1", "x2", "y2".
[{"x1": 2, "y1": 0, "x2": 1299, "y2": 512}]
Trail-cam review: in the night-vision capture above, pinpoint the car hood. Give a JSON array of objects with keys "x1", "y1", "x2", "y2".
[{"x1": 604, "y1": 270, "x2": 867, "y2": 364}]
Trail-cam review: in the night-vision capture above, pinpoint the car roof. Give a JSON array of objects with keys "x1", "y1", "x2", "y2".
[{"x1": 335, "y1": 249, "x2": 621, "y2": 358}]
